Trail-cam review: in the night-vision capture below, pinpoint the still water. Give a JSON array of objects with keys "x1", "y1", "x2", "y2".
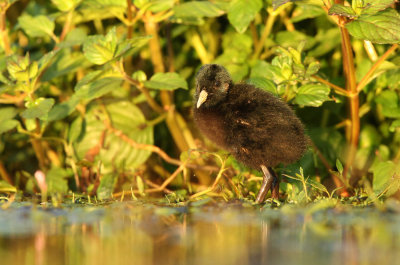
[{"x1": 1, "y1": 199, "x2": 400, "y2": 265}]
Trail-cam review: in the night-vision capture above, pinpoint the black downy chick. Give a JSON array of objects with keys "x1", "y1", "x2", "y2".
[{"x1": 193, "y1": 64, "x2": 307, "y2": 203}]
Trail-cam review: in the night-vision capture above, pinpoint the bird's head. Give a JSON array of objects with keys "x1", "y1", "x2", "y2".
[{"x1": 195, "y1": 64, "x2": 232, "y2": 109}]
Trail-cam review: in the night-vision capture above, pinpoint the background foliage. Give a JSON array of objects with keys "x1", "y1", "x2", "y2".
[{"x1": 0, "y1": 0, "x2": 399, "y2": 204}]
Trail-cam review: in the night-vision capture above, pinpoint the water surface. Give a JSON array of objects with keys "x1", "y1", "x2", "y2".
[{"x1": 1, "y1": 200, "x2": 399, "y2": 265}]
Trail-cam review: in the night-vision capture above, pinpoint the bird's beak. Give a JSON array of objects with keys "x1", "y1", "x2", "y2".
[{"x1": 197, "y1": 90, "x2": 208, "y2": 108}]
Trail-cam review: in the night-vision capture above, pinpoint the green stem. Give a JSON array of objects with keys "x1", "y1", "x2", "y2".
[
  {"x1": 357, "y1": 44, "x2": 399, "y2": 93},
  {"x1": 253, "y1": 9, "x2": 277, "y2": 60}
]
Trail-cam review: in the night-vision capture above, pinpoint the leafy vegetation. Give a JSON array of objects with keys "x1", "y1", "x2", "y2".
[{"x1": 0, "y1": 0, "x2": 399, "y2": 204}]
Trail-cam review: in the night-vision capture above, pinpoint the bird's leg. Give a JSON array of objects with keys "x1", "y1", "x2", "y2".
[
  {"x1": 255, "y1": 165, "x2": 274, "y2": 203},
  {"x1": 269, "y1": 168, "x2": 280, "y2": 200}
]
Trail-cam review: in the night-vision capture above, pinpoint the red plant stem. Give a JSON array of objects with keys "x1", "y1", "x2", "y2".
[
  {"x1": 126, "y1": 0, "x2": 133, "y2": 39},
  {"x1": 340, "y1": 26, "x2": 359, "y2": 183},
  {"x1": 59, "y1": 10, "x2": 74, "y2": 42}
]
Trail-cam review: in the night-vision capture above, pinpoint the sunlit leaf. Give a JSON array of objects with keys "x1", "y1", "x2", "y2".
[
  {"x1": 291, "y1": 4, "x2": 325, "y2": 22},
  {"x1": 246, "y1": 77, "x2": 277, "y2": 94},
  {"x1": 144, "y1": 72, "x2": 188, "y2": 90},
  {"x1": 375, "y1": 90, "x2": 400, "y2": 118},
  {"x1": 346, "y1": 9, "x2": 400, "y2": 44},
  {"x1": 294, "y1": 84, "x2": 330, "y2": 107},
  {"x1": 74, "y1": 101, "x2": 153, "y2": 171},
  {"x1": 21, "y1": 98, "x2": 55, "y2": 120},
  {"x1": 173, "y1": 1, "x2": 224, "y2": 18},
  {"x1": 83, "y1": 28, "x2": 118, "y2": 65},
  {"x1": 227, "y1": 0, "x2": 262, "y2": 34},
  {"x1": 371, "y1": 161, "x2": 400, "y2": 196},
  {"x1": 52, "y1": 0, "x2": 82, "y2": 11},
  {"x1": 328, "y1": 4, "x2": 357, "y2": 18},
  {"x1": 18, "y1": 15, "x2": 55, "y2": 38},
  {"x1": 389, "y1": 119, "x2": 400, "y2": 132},
  {"x1": 361, "y1": 0, "x2": 396, "y2": 15},
  {"x1": 0, "y1": 180, "x2": 16, "y2": 192}
]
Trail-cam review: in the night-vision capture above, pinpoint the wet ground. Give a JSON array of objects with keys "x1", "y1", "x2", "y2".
[{"x1": 1, "y1": 199, "x2": 400, "y2": 265}]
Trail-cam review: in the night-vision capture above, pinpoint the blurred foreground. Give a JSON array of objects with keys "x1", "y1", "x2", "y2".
[{"x1": 1, "y1": 200, "x2": 400, "y2": 265}]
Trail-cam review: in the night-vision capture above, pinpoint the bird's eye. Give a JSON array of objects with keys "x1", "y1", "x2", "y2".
[{"x1": 215, "y1": 81, "x2": 221, "y2": 87}]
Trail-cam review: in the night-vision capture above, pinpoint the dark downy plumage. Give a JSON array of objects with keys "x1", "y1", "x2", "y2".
[{"x1": 193, "y1": 64, "x2": 307, "y2": 203}]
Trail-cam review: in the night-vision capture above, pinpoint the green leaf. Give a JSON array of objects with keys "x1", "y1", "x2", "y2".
[
  {"x1": 227, "y1": 0, "x2": 262, "y2": 34},
  {"x1": 272, "y1": 0, "x2": 291, "y2": 10},
  {"x1": 46, "y1": 167, "x2": 70, "y2": 195},
  {"x1": 294, "y1": 84, "x2": 330, "y2": 107},
  {"x1": 144, "y1": 72, "x2": 188, "y2": 90},
  {"x1": 173, "y1": 1, "x2": 224, "y2": 18},
  {"x1": 74, "y1": 101, "x2": 153, "y2": 171},
  {"x1": 21, "y1": 98, "x2": 55, "y2": 120},
  {"x1": 41, "y1": 50, "x2": 90, "y2": 82},
  {"x1": 346, "y1": 9, "x2": 400, "y2": 44},
  {"x1": 97, "y1": 173, "x2": 117, "y2": 200},
  {"x1": 371, "y1": 161, "x2": 400, "y2": 196},
  {"x1": 0, "y1": 120, "x2": 19, "y2": 134},
  {"x1": 75, "y1": 77, "x2": 123, "y2": 101},
  {"x1": 0, "y1": 107, "x2": 17, "y2": 122},
  {"x1": 246, "y1": 77, "x2": 277, "y2": 94},
  {"x1": 57, "y1": 28, "x2": 88, "y2": 49},
  {"x1": 336, "y1": 159, "x2": 343, "y2": 174},
  {"x1": 328, "y1": 4, "x2": 357, "y2": 18},
  {"x1": 389, "y1": 119, "x2": 400, "y2": 132},
  {"x1": 0, "y1": 180, "x2": 16, "y2": 193},
  {"x1": 18, "y1": 15, "x2": 55, "y2": 38},
  {"x1": 47, "y1": 96, "x2": 80, "y2": 121},
  {"x1": 136, "y1": 176, "x2": 145, "y2": 195},
  {"x1": 361, "y1": 0, "x2": 396, "y2": 15},
  {"x1": 7, "y1": 54, "x2": 30, "y2": 82},
  {"x1": 113, "y1": 36, "x2": 151, "y2": 61},
  {"x1": 375, "y1": 90, "x2": 400, "y2": 118},
  {"x1": 83, "y1": 28, "x2": 118, "y2": 65},
  {"x1": 291, "y1": 4, "x2": 325, "y2": 22},
  {"x1": 52, "y1": 0, "x2": 82, "y2": 11}
]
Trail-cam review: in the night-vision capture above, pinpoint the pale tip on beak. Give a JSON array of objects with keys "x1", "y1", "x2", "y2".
[{"x1": 197, "y1": 90, "x2": 208, "y2": 108}]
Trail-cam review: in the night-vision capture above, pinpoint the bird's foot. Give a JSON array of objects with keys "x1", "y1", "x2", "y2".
[{"x1": 255, "y1": 165, "x2": 279, "y2": 203}]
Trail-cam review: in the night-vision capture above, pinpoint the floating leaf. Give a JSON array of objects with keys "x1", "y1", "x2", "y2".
[
  {"x1": 346, "y1": 9, "x2": 400, "y2": 44},
  {"x1": 18, "y1": 15, "x2": 55, "y2": 38},
  {"x1": 294, "y1": 84, "x2": 330, "y2": 107},
  {"x1": 227, "y1": 0, "x2": 262, "y2": 34},
  {"x1": 21, "y1": 98, "x2": 55, "y2": 120},
  {"x1": 173, "y1": 1, "x2": 224, "y2": 18},
  {"x1": 144, "y1": 72, "x2": 188, "y2": 90}
]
